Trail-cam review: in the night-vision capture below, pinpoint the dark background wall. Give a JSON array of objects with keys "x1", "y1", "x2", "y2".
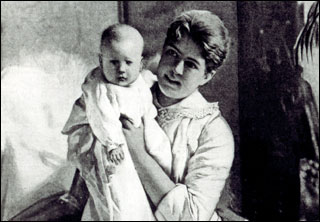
[
  {"x1": 237, "y1": 2, "x2": 319, "y2": 221},
  {"x1": 126, "y1": 1, "x2": 241, "y2": 212},
  {"x1": 1, "y1": 2, "x2": 119, "y2": 219},
  {"x1": 125, "y1": 1, "x2": 238, "y2": 133}
]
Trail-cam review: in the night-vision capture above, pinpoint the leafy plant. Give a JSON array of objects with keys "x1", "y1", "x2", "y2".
[{"x1": 294, "y1": 1, "x2": 319, "y2": 65}]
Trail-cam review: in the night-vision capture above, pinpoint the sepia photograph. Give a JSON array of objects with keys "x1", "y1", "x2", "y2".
[{"x1": 1, "y1": 1, "x2": 319, "y2": 221}]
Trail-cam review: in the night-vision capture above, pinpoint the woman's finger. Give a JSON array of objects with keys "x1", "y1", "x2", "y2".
[{"x1": 120, "y1": 114, "x2": 134, "y2": 130}]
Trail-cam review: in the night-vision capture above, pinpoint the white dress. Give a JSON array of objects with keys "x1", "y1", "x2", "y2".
[
  {"x1": 150, "y1": 86, "x2": 235, "y2": 221},
  {"x1": 62, "y1": 67, "x2": 171, "y2": 221}
]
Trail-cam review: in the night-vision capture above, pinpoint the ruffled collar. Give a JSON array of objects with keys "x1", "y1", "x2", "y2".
[{"x1": 151, "y1": 84, "x2": 220, "y2": 124}]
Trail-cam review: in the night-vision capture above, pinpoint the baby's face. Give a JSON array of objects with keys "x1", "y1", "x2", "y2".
[{"x1": 100, "y1": 40, "x2": 142, "y2": 86}]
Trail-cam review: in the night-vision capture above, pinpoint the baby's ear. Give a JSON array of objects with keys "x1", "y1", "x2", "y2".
[{"x1": 139, "y1": 57, "x2": 144, "y2": 71}]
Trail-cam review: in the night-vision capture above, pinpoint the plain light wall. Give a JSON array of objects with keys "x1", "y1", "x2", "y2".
[
  {"x1": 1, "y1": 2, "x2": 119, "y2": 220},
  {"x1": 1, "y1": 1, "x2": 119, "y2": 70}
]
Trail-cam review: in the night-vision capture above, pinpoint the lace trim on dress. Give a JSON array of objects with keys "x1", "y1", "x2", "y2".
[{"x1": 156, "y1": 103, "x2": 219, "y2": 126}]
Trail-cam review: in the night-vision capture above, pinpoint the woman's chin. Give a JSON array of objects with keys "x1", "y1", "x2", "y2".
[{"x1": 159, "y1": 84, "x2": 184, "y2": 100}]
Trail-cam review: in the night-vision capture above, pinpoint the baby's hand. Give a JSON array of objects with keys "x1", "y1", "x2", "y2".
[{"x1": 109, "y1": 148, "x2": 124, "y2": 165}]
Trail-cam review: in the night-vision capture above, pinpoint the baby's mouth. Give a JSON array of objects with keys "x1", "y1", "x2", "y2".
[{"x1": 118, "y1": 76, "x2": 127, "y2": 81}]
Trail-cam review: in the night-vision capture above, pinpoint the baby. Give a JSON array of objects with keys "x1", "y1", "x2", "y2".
[
  {"x1": 81, "y1": 24, "x2": 171, "y2": 172},
  {"x1": 62, "y1": 24, "x2": 171, "y2": 221}
]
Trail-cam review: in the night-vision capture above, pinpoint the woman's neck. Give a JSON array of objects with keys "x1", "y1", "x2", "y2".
[{"x1": 155, "y1": 85, "x2": 182, "y2": 107}]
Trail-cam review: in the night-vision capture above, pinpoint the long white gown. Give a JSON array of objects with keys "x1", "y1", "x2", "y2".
[{"x1": 62, "y1": 67, "x2": 170, "y2": 221}]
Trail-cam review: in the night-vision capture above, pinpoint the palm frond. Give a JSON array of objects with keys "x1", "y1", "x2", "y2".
[{"x1": 294, "y1": 1, "x2": 319, "y2": 65}]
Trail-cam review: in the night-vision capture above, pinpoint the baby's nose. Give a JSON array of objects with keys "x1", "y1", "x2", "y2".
[{"x1": 118, "y1": 62, "x2": 126, "y2": 73}]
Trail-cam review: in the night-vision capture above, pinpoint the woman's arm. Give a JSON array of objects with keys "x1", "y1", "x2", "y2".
[
  {"x1": 122, "y1": 115, "x2": 234, "y2": 220},
  {"x1": 121, "y1": 117, "x2": 175, "y2": 206},
  {"x1": 123, "y1": 115, "x2": 235, "y2": 220}
]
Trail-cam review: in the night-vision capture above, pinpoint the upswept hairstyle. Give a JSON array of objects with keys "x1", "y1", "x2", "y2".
[{"x1": 164, "y1": 10, "x2": 230, "y2": 72}]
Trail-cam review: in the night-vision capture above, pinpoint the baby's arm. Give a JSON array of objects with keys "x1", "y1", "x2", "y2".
[
  {"x1": 62, "y1": 95, "x2": 95, "y2": 175},
  {"x1": 81, "y1": 70, "x2": 125, "y2": 152}
]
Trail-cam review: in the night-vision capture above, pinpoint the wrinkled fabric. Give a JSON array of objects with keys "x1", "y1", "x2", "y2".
[
  {"x1": 62, "y1": 68, "x2": 172, "y2": 220},
  {"x1": 152, "y1": 88, "x2": 235, "y2": 221}
]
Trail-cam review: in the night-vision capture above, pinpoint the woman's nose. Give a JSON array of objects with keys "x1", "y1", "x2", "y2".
[{"x1": 173, "y1": 60, "x2": 184, "y2": 76}]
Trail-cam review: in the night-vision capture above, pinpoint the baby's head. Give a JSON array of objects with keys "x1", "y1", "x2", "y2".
[{"x1": 99, "y1": 24, "x2": 144, "y2": 86}]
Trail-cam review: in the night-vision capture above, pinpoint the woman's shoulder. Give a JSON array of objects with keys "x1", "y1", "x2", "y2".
[
  {"x1": 193, "y1": 93, "x2": 231, "y2": 134},
  {"x1": 84, "y1": 67, "x2": 104, "y2": 82},
  {"x1": 194, "y1": 95, "x2": 233, "y2": 143},
  {"x1": 196, "y1": 111, "x2": 234, "y2": 161},
  {"x1": 203, "y1": 112, "x2": 233, "y2": 136},
  {"x1": 178, "y1": 91, "x2": 221, "y2": 121}
]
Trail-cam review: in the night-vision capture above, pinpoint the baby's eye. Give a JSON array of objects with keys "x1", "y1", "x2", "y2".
[
  {"x1": 110, "y1": 60, "x2": 119, "y2": 66},
  {"x1": 185, "y1": 61, "x2": 197, "y2": 69},
  {"x1": 166, "y1": 49, "x2": 178, "y2": 58},
  {"x1": 126, "y1": 60, "x2": 133, "y2": 65}
]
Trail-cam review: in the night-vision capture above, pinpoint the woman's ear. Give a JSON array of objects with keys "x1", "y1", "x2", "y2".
[{"x1": 201, "y1": 70, "x2": 216, "y2": 86}]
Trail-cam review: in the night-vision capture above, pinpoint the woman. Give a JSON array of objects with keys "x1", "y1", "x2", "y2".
[
  {"x1": 9, "y1": 10, "x2": 235, "y2": 221},
  {"x1": 121, "y1": 10, "x2": 234, "y2": 221}
]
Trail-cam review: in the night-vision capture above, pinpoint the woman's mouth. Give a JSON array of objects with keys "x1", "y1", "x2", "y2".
[{"x1": 164, "y1": 75, "x2": 180, "y2": 85}]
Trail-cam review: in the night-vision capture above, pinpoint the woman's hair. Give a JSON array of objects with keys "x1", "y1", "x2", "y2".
[{"x1": 164, "y1": 10, "x2": 230, "y2": 72}]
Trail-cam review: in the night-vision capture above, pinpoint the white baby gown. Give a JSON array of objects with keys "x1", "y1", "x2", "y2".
[{"x1": 63, "y1": 67, "x2": 171, "y2": 221}]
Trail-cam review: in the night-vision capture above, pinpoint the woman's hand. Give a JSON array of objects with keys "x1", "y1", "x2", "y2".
[
  {"x1": 120, "y1": 114, "x2": 175, "y2": 206},
  {"x1": 120, "y1": 115, "x2": 146, "y2": 157}
]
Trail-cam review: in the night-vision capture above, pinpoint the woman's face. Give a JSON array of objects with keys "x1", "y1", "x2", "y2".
[{"x1": 157, "y1": 34, "x2": 212, "y2": 100}]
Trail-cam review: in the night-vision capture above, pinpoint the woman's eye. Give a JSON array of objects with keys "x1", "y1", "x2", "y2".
[
  {"x1": 166, "y1": 49, "x2": 178, "y2": 58},
  {"x1": 185, "y1": 61, "x2": 197, "y2": 69},
  {"x1": 126, "y1": 60, "x2": 133, "y2": 65}
]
